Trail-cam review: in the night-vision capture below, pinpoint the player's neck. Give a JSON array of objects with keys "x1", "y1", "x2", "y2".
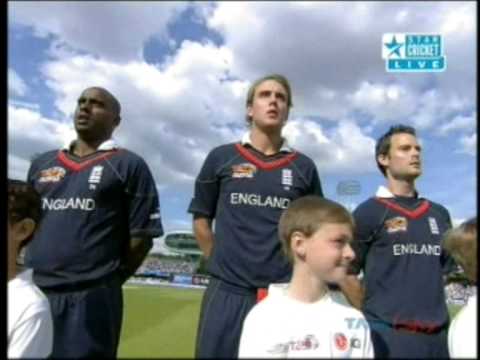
[
  {"x1": 386, "y1": 178, "x2": 417, "y2": 197},
  {"x1": 72, "y1": 137, "x2": 106, "y2": 157},
  {"x1": 249, "y1": 126, "x2": 283, "y2": 156},
  {"x1": 287, "y1": 265, "x2": 328, "y2": 303},
  {"x1": 8, "y1": 252, "x2": 18, "y2": 282}
]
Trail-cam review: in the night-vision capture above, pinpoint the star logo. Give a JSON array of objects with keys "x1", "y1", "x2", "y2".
[{"x1": 385, "y1": 36, "x2": 404, "y2": 57}]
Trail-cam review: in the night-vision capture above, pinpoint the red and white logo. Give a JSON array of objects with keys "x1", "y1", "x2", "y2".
[{"x1": 334, "y1": 333, "x2": 348, "y2": 351}]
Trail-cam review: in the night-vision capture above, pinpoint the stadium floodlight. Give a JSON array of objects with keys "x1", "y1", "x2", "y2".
[{"x1": 336, "y1": 180, "x2": 361, "y2": 211}]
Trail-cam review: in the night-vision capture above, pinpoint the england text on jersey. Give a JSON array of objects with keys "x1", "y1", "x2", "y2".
[
  {"x1": 42, "y1": 197, "x2": 95, "y2": 211},
  {"x1": 230, "y1": 193, "x2": 290, "y2": 209},
  {"x1": 393, "y1": 243, "x2": 441, "y2": 256}
]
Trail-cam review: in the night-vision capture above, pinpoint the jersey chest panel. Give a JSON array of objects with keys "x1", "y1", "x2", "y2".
[
  {"x1": 217, "y1": 159, "x2": 306, "y2": 215},
  {"x1": 369, "y1": 203, "x2": 447, "y2": 260},
  {"x1": 33, "y1": 156, "x2": 125, "y2": 215}
]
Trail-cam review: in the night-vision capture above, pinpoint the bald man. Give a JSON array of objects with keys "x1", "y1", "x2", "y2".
[{"x1": 24, "y1": 87, "x2": 164, "y2": 357}]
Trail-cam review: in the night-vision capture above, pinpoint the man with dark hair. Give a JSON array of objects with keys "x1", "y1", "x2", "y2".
[
  {"x1": 339, "y1": 124, "x2": 454, "y2": 358},
  {"x1": 24, "y1": 86, "x2": 164, "y2": 357},
  {"x1": 8, "y1": 179, "x2": 53, "y2": 358},
  {"x1": 189, "y1": 74, "x2": 323, "y2": 358}
]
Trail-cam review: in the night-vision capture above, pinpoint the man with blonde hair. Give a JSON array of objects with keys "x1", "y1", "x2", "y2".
[{"x1": 189, "y1": 74, "x2": 323, "y2": 358}]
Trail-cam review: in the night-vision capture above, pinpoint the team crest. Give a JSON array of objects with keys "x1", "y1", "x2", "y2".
[
  {"x1": 88, "y1": 166, "x2": 104, "y2": 189},
  {"x1": 385, "y1": 216, "x2": 408, "y2": 233},
  {"x1": 38, "y1": 166, "x2": 66, "y2": 183},
  {"x1": 232, "y1": 163, "x2": 257, "y2": 179},
  {"x1": 428, "y1": 217, "x2": 440, "y2": 235},
  {"x1": 282, "y1": 169, "x2": 293, "y2": 189}
]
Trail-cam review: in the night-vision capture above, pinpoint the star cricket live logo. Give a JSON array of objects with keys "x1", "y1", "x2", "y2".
[{"x1": 382, "y1": 33, "x2": 447, "y2": 72}]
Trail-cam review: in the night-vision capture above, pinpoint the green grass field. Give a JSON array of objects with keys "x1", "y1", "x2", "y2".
[
  {"x1": 118, "y1": 285, "x2": 204, "y2": 358},
  {"x1": 118, "y1": 284, "x2": 464, "y2": 358}
]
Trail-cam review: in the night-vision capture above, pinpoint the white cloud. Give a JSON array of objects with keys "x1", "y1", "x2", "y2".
[
  {"x1": 349, "y1": 81, "x2": 417, "y2": 123},
  {"x1": 8, "y1": 68, "x2": 28, "y2": 97},
  {"x1": 437, "y1": 113, "x2": 476, "y2": 135},
  {"x1": 440, "y1": 3, "x2": 476, "y2": 35},
  {"x1": 284, "y1": 119, "x2": 377, "y2": 174},
  {"x1": 458, "y1": 133, "x2": 476, "y2": 156},
  {"x1": 9, "y1": 1, "x2": 189, "y2": 62},
  {"x1": 8, "y1": 105, "x2": 76, "y2": 159},
  {"x1": 8, "y1": 154, "x2": 31, "y2": 181}
]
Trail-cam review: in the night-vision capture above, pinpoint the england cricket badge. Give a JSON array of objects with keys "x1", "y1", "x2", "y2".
[
  {"x1": 282, "y1": 169, "x2": 293, "y2": 190},
  {"x1": 385, "y1": 216, "x2": 408, "y2": 233},
  {"x1": 88, "y1": 165, "x2": 104, "y2": 189},
  {"x1": 428, "y1": 217, "x2": 440, "y2": 235}
]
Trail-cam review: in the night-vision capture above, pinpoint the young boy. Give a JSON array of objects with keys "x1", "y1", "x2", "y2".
[
  {"x1": 238, "y1": 196, "x2": 374, "y2": 358},
  {"x1": 443, "y1": 217, "x2": 477, "y2": 358},
  {"x1": 8, "y1": 179, "x2": 53, "y2": 358}
]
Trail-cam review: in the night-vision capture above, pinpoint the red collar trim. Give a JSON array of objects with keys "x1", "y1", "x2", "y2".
[
  {"x1": 235, "y1": 143, "x2": 298, "y2": 170},
  {"x1": 375, "y1": 197, "x2": 431, "y2": 219},
  {"x1": 58, "y1": 150, "x2": 119, "y2": 172}
]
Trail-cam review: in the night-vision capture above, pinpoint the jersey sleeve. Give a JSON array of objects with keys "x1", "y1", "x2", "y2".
[
  {"x1": 437, "y1": 206, "x2": 458, "y2": 275},
  {"x1": 125, "y1": 156, "x2": 164, "y2": 238},
  {"x1": 309, "y1": 166, "x2": 324, "y2": 197},
  {"x1": 188, "y1": 149, "x2": 220, "y2": 218},
  {"x1": 26, "y1": 160, "x2": 36, "y2": 184},
  {"x1": 348, "y1": 201, "x2": 379, "y2": 275},
  {"x1": 8, "y1": 306, "x2": 53, "y2": 358}
]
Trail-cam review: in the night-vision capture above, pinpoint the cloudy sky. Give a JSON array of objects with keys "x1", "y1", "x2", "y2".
[{"x1": 8, "y1": 1, "x2": 476, "y2": 230}]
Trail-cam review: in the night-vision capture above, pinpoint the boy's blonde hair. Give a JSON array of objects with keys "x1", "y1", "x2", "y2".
[
  {"x1": 443, "y1": 217, "x2": 477, "y2": 282},
  {"x1": 278, "y1": 196, "x2": 354, "y2": 263}
]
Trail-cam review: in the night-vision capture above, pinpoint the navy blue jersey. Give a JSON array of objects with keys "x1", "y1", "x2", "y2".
[
  {"x1": 188, "y1": 143, "x2": 323, "y2": 288},
  {"x1": 24, "y1": 148, "x2": 164, "y2": 288},
  {"x1": 350, "y1": 195, "x2": 452, "y2": 328}
]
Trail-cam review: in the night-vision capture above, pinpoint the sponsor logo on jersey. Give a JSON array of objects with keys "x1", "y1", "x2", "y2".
[
  {"x1": 350, "y1": 337, "x2": 361, "y2": 349},
  {"x1": 230, "y1": 193, "x2": 290, "y2": 209},
  {"x1": 282, "y1": 169, "x2": 293, "y2": 189},
  {"x1": 334, "y1": 333, "x2": 348, "y2": 351},
  {"x1": 231, "y1": 163, "x2": 257, "y2": 178},
  {"x1": 38, "y1": 166, "x2": 66, "y2": 183},
  {"x1": 42, "y1": 197, "x2": 95, "y2": 211},
  {"x1": 267, "y1": 334, "x2": 319, "y2": 355},
  {"x1": 384, "y1": 216, "x2": 408, "y2": 233},
  {"x1": 393, "y1": 243, "x2": 441, "y2": 256},
  {"x1": 428, "y1": 217, "x2": 440, "y2": 235},
  {"x1": 88, "y1": 166, "x2": 104, "y2": 189}
]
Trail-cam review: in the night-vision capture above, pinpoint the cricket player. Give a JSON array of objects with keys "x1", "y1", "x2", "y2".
[
  {"x1": 444, "y1": 217, "x2": 477, "y2": 358},
  {"x1": 8, "y1": 179, "x2": 53, "y2": 358},
  {"x1": 339, "y1": 124, "x2": 455, "y2": 358},
  {"x1": 238, "y1": 196, "x2": 374, "y2": 358},
  {"x1": 189, "y1": 74, "x2": 323, "y2": 358},
  {"x1": 24, "y1": 86, "x2": 164, "y2": 357}
]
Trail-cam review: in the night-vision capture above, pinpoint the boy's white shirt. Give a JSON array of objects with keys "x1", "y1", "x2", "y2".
[
  {"x1": 8, "y1": 268, "x2": 53, "y2": 358},
  {"x1": 448, "y1": 293, "x2": 477, "y2": 358},
  {"x1": 239, "y1": 283, "x2": 374, "y2": 358}
]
